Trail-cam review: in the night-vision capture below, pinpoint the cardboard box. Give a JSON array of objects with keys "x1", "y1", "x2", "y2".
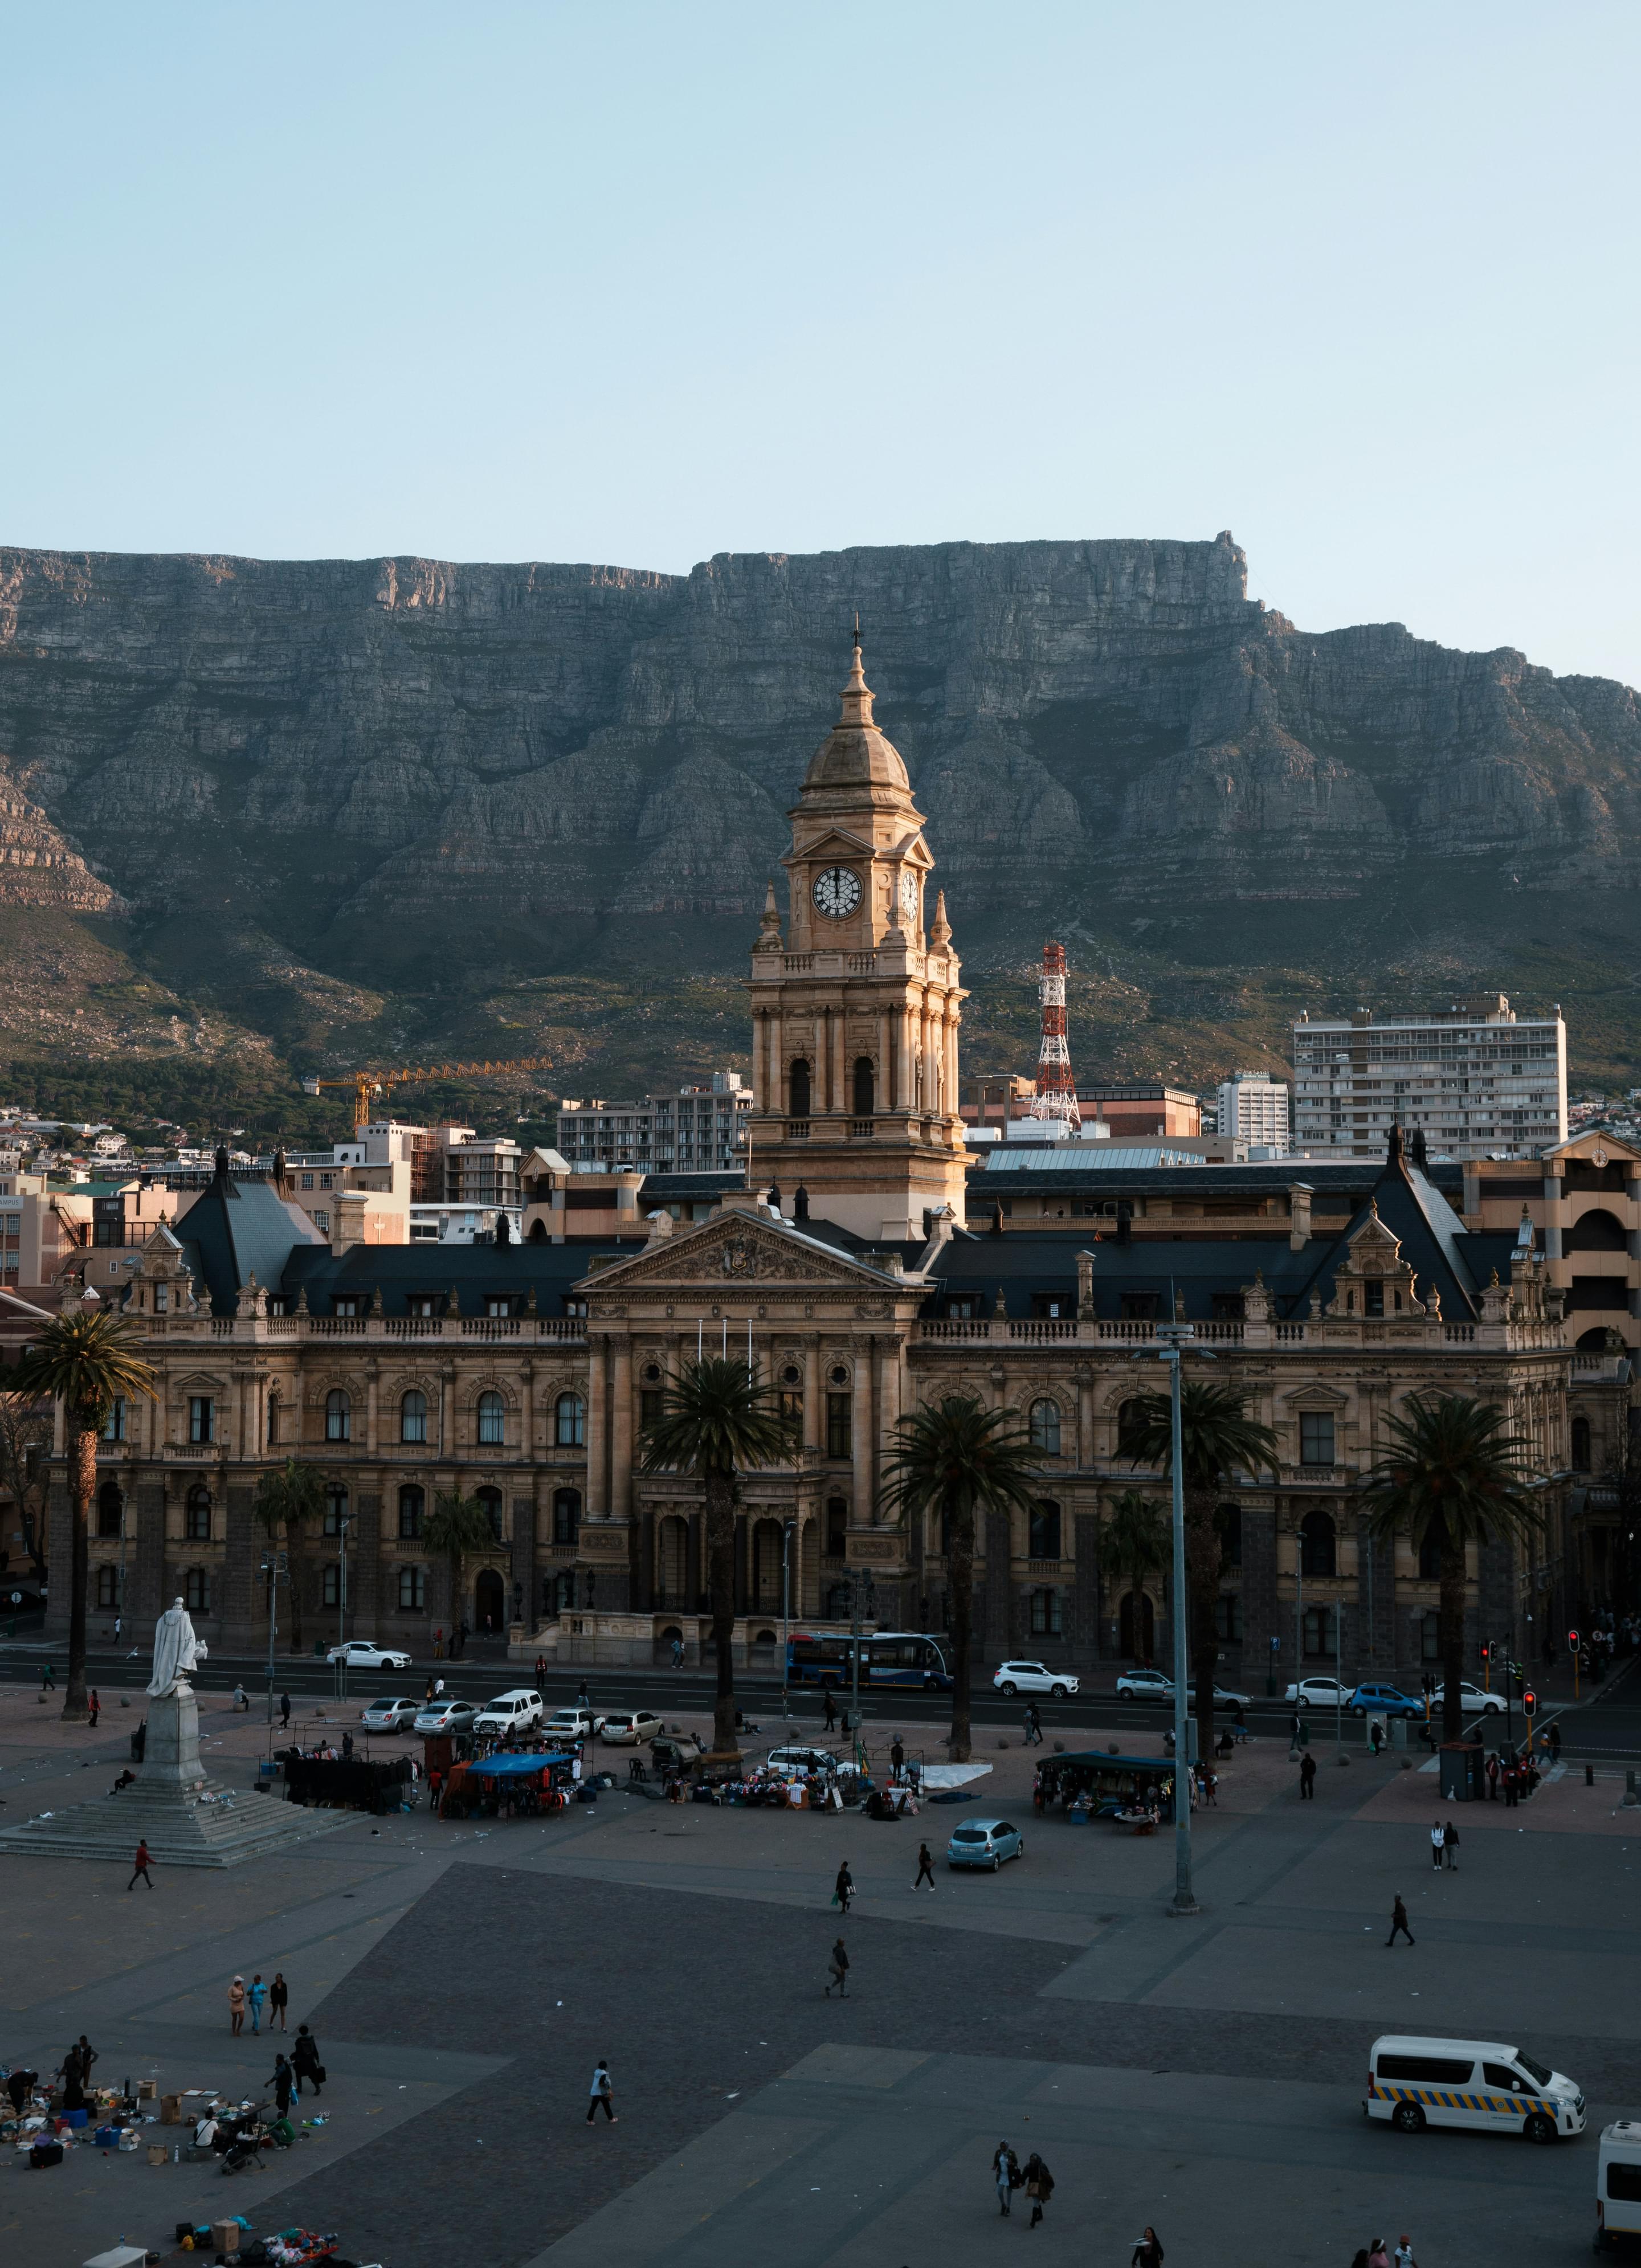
[
  {"x1": 211, "y1": 2220, "x2": 242, "y2": 2254},
  {"x1": 160, "y1": 2093, "x2": 182, "y2": 2123},
  {"x1": 135, "y1": 2078, "x2": 158, "y2": 2101},
  {"x1": 83, "y1": 2249, "x2": 149, "y2": 2268},
  {"x1": 147, "y1": 2142, "x2": 168, "y2": 2165}
]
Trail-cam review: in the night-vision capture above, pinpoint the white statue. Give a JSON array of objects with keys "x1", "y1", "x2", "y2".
[{"x1": 148, "y1": 1597, "x2": 207, "y2": 1698}]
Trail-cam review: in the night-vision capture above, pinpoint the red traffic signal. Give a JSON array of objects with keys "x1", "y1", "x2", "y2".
[
  {"x1": 1479, "y1": 1642, "x2": 1490, "y2": 1660},
  {"x1": 1569, "y1": 1629, "x2": 1581, "y2": 1651},
  {"x1": 1523, "y1": 1689, "x2": 1537, "y2": 1717}
]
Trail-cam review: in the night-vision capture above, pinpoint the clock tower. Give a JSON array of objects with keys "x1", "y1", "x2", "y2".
[{"x1": 746, "y1": 633, "x2": 968, "y2": 1241}]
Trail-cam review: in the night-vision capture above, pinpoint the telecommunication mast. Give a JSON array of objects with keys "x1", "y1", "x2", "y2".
[{"x1": 1027, "y1": 941, "x2": 1081, "y2": 1129}]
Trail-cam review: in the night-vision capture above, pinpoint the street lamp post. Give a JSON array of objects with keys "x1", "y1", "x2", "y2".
[
  {"x1": 1156, "y1": 1323, "x2": 1198, "y2": 1917},
  {"x1": 261, "y1": 1548, "x2": 287, "y2": 1731},
  {"x1": 781, "y1": 1518, "x2": 796, "y2": 1720}
]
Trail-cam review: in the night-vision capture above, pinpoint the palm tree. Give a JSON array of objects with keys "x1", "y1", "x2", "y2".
[
  {"x1": 1360, "y1": 1394, "x2": 1541, "y2": 1744},
  {"x1": 638, "y1": 1356, "x2": 796, "y2": 1757},
  {"x1": 426, "y1": 1489, "x2": 499, "y2": 1645},
  {"x1": 1097, "y1": 1489, "x2": 1168, "y2": 1661},
  {"x1": 1119, "y1": 1379, "x2": 1278, "y2": 1758},
  {"x1": 880, "y1": 1395, "x2": 1043, "y2": 1762},
  {"x1": 11, "y1": 1305, "x2": 156, "y2": 1723},
  {"x1": 253, "y1": 1460, "x2": 328, "y2": 1655}
]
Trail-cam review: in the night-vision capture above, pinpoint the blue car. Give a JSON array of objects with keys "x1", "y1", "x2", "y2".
[
  {"x1": 1348, "y1": 1682, "x2": 1424, "y2": 1719},
  {"x1": 945, "y1": 1817, "x2": 1024, "y2": 1870}
]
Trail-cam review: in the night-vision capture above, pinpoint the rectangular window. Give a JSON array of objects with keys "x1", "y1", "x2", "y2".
[
  {"x1": 324, "y1": 1488, "x2": 348, "y2": 1536},
  {"x1": 1299, "y1": 1412, "x2": 1335, "y2": 1467},
  {"x1": 313, "y1": 1211, "x2": 329, "y2": 1233},
  {"x1": 1214, "y1": 1591, "x2": 1243, "y2": 1643},
  {"x1": 1609, "y1": 2165, "x2": 1641, "y2": 2204},
  {"x1": 1375, "y1": 2054, "x2": 1476, "y2": 2085},
  {"x1": 778, "y1": 1389, "x2": 803, "y2": 1427},
  {"x1": 321, "y1": 1563, "x2": 341, "y2": 1608},
  {"x1": 639, "y1": 1389, "x2": 663, "y2": 1433},
  {"x1": 332, "y1": 1296, "x2": 361, "y2": 1318},
  {"x1": 1120, "y1": 1292, "x2": 1159, "y2": 1322},
  {"x1": 1364, "y1": 1280, "x2": 1384, "y2": 1317},
  {"x1": 189, "y1": 1396, "x2": 214, "y2": 1445},
  {"x1": 826, "y1": 1393, "x2": 851, "y2": 1459},
  {"x1": 184, "y1": 1568, "x2": 211, "y2": 1614},
  {"x1": 301, "y1": 1173, "x2": 313, "y2": 1189},
  {"x1": 1028, "y1": 1502, "x2": 1062, "y2": 1559},
  {"x1": 104, "y1": 1398, "x2": 126, "y2": 1441},
  {"x1": 96, "y1": 1564, "x2": 121, "y2": 1608},
  {"x1": 1031, "y1": 1294, "x2": 1068, "y2": 1319},
  {"x1": 1028, "y1": 1588, "x2": 1062, "y2": 1637},
  {"x1": 398, "y1": 1564, "x2": 426, "y2": 1611},
  {"x1": 1211, "y1": 1293, "x2": 1244, "y2": 1321},
  {"x1": 1302, "y1": 1605, "x2": 1336, "y2": 1659}
]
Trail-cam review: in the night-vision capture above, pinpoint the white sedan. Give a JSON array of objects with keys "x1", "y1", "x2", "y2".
[
  {"x1": 1431, "y1": 1681, "x2": 1506, "y2": 1717},
  {"x1": 326, "y1": 1641, "x2": 412, "y2": 1671},
  {"x1": 993, "y1": 1660, "x2": 1080, "y2": 1699},
  {"x1": 599, "y1": 1710, "x2": 664, "y2": 1745},
  {"x1": 1284, "y1": 1677, "x2": 1354, "y2": 1709}
]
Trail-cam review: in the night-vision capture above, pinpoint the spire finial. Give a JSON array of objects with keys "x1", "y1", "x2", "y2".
[{"x1": 839, "y1": 619, "x2": 874, "y2": 727}]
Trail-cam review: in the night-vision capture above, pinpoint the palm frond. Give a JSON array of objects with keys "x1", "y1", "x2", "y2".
[
  {"x1": 1117, "y1": 1378, "x2": 1278, "y2": 1488},
  {"x1": 11, "y1": 1307, "x2": 157, "y2": 1427},
  {"x1": 637, "y1": 1356, "x2": 797, "y2": 1481},
  {"x1": 1360, "y1": 1394, "x2": 1542, "y2": 1552}
]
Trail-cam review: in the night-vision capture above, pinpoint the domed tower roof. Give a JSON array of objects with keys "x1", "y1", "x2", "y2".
[{"x1": 801, "y1": 630, "x2": 911, "y2": 796}]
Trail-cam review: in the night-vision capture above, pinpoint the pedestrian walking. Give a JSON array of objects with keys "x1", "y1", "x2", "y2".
[
  {"x1": 1023, "y1": 2151, "x2": 1054, "y2": 2227},
  {"x1": 825, "y1": 1938, "x2": 850, "y2": 1997},
  {"x1": 1504, "y1": 1760, "x2": 1518, "y2": 1808},
  {"x1": 533, "y1": 1653, "x2": 547, "y2": 1691},
  {"x1": 248, "y1": 1974, "x2": 267, "y2": 2032},
  {"x1": 912, "y1": 1841, "x2": 936, "y2": 1891},
  {"x1": 1485, "y1": 1750, "x2": 1499, "y2": 1800},
  {"x1": 1299, "y1": 1751, "x2": 1316, "y2": 1800},
  {"x1": 1367, "y1": 2241, "x2": 1391, "y2": 2268},
  {"x1": 269, "y1": 1972, "x2": 288, "y2": 2030},
  {"x1": 1430, "y1": 1819, "x2": 1445, "y2": 1871},
  {"x1": 75, "y1": 2034, "x2": 98, "y2": 2083},
  {"x1": 1369, "y1": 1718, "x2": 1384, "y2": 1756},
  {"x1": 127, "y1": 1837, "x2": 154, "y2": 1890},
  {"x1": 891, "y1": 1737, "x2": 905, "y2": 1781},
  {"x1": 428, "y1": 1766, "x2": 443, "y2": 1812},
  {"x1": 1393, "y1": 2237, "x2": 1418, "y2": 2268},
  {"x1": 993, "y1": 2140, "x2": 1019, "y2": 2216},
  {"x1": 279, "y1": 1692, "x2": 291, "y2": 1730},
  {"x1": 1232, "y1": 1702, "x2": 1249, "y2": 1743},
  {"x1": 584, "y1": 2058, "x2": 616, "y2": 2123},
  {"x1": 1131, "y1": 2225, "x2": 1164, "y2": 2265},
  {"x1": 822, "y1": 1685, "x2": 838, "y2": 1733},
  {"x1": 291, "y1": 2024, "x2": 324, "y2": 2097},
  {"x1": 1442, "y1": 1819, "x2": 1459, "y2": 1871},
  {"x1": 1549, "y1": 1721, "x2": 1562, "y2": 1763},
  {"x1": 229, "y1": 1975, "x2": 246, "y2": 2035},
  {"x1": 434, "y1": 1627, "x2": 444, "y2": 1660},
  {"x1": 1024, "y1": 1702, "x2": 1042, "y2": 1746},
  {"x1": 267, "y1": 2054, "x2": 295, "y2": 2118},
  {"x1": 41, "y1": 1662, "x2": 55, "y2": 1691},
  {"x1": 670, "y1": 1636, "x2": 684, "y2": 1669},
  {"x1": 88, "y1": 1689, "x2": 100, "y2": 1730},
  {"x1": 1386, "y1": 1893, "x2": 1415, "y2": 1947},
  {"x1": 834, "y1": 1861, "x2": 854, "y2": 1914}
]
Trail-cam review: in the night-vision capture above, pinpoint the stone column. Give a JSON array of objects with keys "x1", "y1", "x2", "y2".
[
  {"x1": 922, "y1": 1002, "x2": 939, "y2": 1117},
  {"x1": 1542, "y1": 1171, "x2": 1564, "y2": 1260},
  {"x1": 831, "y1": 1009, "x2": 846, "y2": 1118},
  {"x1": 802, "y1": 1338, "x2": 822, "y2": 1455},
  {"x1": 851, "y1": 1348, "x2": 875, "y2": 1524},
  {"x1": 878, "y1": 1007, "x2": 893, "y2": 1112},
  {"x1": 510, "y1": 1492, "x2": 537, "y2": 1629},
  {"x1": 610, "y1": 1338, "x2": 633, "y2": 1523},
  {"x1": 896, "y1": 1004, "x2": 912, "y2": 1118},
  {"x1": 353, "y1": 1490, "x2": 381, "y2": 1638},
  {"x1": 365, "y1": 1364, "x2": 379, "y2": 1457},
  {"x1": 585, "y1": 1338, "x2": 608, "y2": 1518},
  {"x1": 1076, "y1": 1370, "x2": 1094, "y2": 1468},
  {"x1": 1073, "y1": 1509, "x2": 1101, "y2": 1661},
  {"x1": 223, "y1": 1486, "x2": 258, "y2": 1650}
]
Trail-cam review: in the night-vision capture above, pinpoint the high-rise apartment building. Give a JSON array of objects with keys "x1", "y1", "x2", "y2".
[
  {"x1": 1216, "y1": 1071, "x2": 1291, "y2": 1154},
  {"x1": 1292, "y1": 997, "x2": 1567, "y2": 1160},
  {"x1": 556, "y1": 1073, "x2": 751, "y2": 1171}
]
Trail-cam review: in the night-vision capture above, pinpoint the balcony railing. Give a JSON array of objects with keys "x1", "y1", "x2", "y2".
[{"x1": 154, "y1": 1313, "x2": 589, "y2": 1345}]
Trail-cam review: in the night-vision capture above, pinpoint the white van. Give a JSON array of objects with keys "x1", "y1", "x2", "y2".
[
  {"x1": 471, "y1": 1689, "x2": 544, "y2": 1738},
  {"x1": 1597, "y1": 2121, "x2": 1641, "y2": 2249},
  {"x1": 1366, "y1": 2034, "x2": 1585, "y2": 2143}
]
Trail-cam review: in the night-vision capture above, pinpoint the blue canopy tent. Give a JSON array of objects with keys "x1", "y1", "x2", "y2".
[{"x1": 469, "y1": 1751, "x2": 575, "y2": 1776}]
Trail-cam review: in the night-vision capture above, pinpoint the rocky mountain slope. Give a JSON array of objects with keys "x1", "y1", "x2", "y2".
[{"x1": 1, "y1": 533, "x2": 1638, "y2": 1127}]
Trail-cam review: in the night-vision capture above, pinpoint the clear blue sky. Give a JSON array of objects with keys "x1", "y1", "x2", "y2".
[{"x1": 6, "y1": 3, "x2": 1638, "y2": 684}]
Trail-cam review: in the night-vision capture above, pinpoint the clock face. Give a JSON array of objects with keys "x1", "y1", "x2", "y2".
[
  {"x1": 813, "y1": 865, "x2": 862, "y2": 918},
  {"x1": 899, "y1": 870, "x2": 920, "y2": 922}
]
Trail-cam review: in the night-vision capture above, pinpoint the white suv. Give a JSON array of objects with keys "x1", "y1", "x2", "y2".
[
  {"x1": 472, "y1": 1689, "x2": 545, "y2": 1737},
  {"x1": 992, "y1": 1660, "x2": 1079, "y2": 1699}
]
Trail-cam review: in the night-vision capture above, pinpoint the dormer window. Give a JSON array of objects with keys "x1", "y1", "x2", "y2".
[{"x1": 1365, "y1": 1281, "x2": 1384, "y2": 1318}]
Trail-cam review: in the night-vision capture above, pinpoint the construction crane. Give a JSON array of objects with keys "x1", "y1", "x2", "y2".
[{"x1": 301, "y1": 1057, "x2": 554, "y2": 1134}]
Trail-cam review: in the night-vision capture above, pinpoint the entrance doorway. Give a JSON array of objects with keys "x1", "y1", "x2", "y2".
[
  {"x1": 475, "y1": 1567, "x2": 507, "y2": 1638},
  {"x1": 1120, "y1": 1588, "x2": 1156, "y2": 1662}
]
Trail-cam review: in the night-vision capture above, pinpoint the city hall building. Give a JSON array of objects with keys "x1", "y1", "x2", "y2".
[{"x1": 48, "y1": 643, "x2": 1631, "y2": 1685}]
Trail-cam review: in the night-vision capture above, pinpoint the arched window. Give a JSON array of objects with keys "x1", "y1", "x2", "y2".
[
  {"x1": 555, "y1": 1392, "x2": 585, "y2": 1447},
  {"x1": 477, "y1": 1390, "x2": 505, "y2": 1446},
  {"x1": 185, "y1": 1485, "x2": 211, "y2": 1542},
  {"x1": 1299, "y1": 1509, "x2": 1336, "y2": 1579},
  {"x1": 398, "y1": 1485, "x2": 424, "y2": 1540},
  {"x1": 852, "y1": 1056, "x2": 875, "y2": 1115},
  {"x1": 1566, "y1": 1207, "x2": 1627, "y2": 1252},
  {"x1": 789, "y1": 1057, "x2": 811, "y2": 1118},
  {"x1": 1116, "y1": 1399, "x2": 1148, "y2": 1459},
  {"x1": 477, "y1": 1485, "x2": 504, "y2": 1540},
  {"x1": 825, "y1": 1495, "x2": 848, "y2": 1557},
  {"x1": 325, "y1": 1388, "x2": 351, "y2": 1443},
  {"x1": 553, "y1": 1488, "x2": 581, "y2": 1545},
  {"x1": 103, "y1": 1397, "x2": 125, "y2": 1442},
  {"x1": 1028, "y1": 1500, "x2": 1062, "y2": 1559},
  {"x1": 398, "y1": 1564, "x2": 426, "y2": 1611},
  {"x1": 267, "y1": 1395, "x2": 280, "y2": 1446},
  {"x1": 1029, "y1": 1397, "x2": 1062, "y2": 1455},
  {"x1": 1418, "y1": 1520, "x2": 1444, "y2": 1581},
  {"x1": 401, "y1": 1389, "x2": 427, "y2": 1445},
  {"x1": 97, "y1": 1481, "x2": 124, "y2": 1540},
  {"x1": 184, "y1": 1567, "x2": 211, "y2": 1614},
  {"x1": 1571, "y1": 1415, "x2": 1593, "y2": 1470},
  {"x1": 1217, "y1": 1503, "x2": 1242, "y2": 1568},
  {"x1": 324, "y1": 1482, "x2": 349, "y2": 1536}
]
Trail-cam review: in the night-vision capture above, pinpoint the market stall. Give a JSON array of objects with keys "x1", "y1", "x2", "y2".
[
  {"x1": 1032, "y1": 1750, "x2": 1183, "y2": 1825},
  {"x1": 281, "y1": 1754, "x2": 413, "y2": 1813},
  {"x1": 439, "y1": 1750, "x2": 578, "y2": 1819}
]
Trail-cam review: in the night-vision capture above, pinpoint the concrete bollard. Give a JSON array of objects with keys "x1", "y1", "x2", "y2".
[
  {"x1": 1586, "y1": 1763, "x2": 1596, "y2": 1787},
  {"x1": 1625, "y1": 1769, "x2": 1639, "y2": 1809}
]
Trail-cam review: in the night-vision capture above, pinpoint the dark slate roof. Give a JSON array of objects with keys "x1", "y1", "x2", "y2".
[
  {"x1": 282, "y1": 1239, "x2": 621, "y2": 1317},
  {"x1": 639, "y1": 1171, "x2": 745, "y2": 1199},
  {"x1": 175, "y1": 1169, "x2": 324, "y2": 1315},
  {"x1": 1287, "y1": 1146, "x2": 1512, "y2": 1322},
  {"x1": 967, "y1": 1154, "x2": 1467, "y2": 1203}
]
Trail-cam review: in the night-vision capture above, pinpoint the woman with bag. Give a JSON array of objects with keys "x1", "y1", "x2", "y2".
[
  {"x1": 291, "y1": 2023, "x2": 325, "y2": 2098},
  {"x1": 1023, "y1": 2151, "x2": 1054, "y2": 2227},
  {"x1": 1132, "y1": 2227, "x2": 1164, "y2": 2266},
  {"x1": 833, "y1": 1861, "x2": 854, "y2": 1914}
]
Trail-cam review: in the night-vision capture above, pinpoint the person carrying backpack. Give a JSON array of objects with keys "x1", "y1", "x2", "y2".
[{"x1": 1023, "y1": 2151, "x2": 1054, "y2": 2226}]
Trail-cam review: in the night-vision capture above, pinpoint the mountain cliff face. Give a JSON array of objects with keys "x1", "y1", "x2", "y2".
[{"x1": 1, "y1": 533, "x2": 1639, "y2": 1117}]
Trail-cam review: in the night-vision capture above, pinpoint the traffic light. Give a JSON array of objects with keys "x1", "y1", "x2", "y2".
[
  {"x1": 1569, "y1": 1629, "x2": 1581, "y2": 1653},
  {"x1": 1523, "y1": 1688, "x2": 1537, "y2": 1719},
  {"x1": 1479, "y1": 1642, "x2": 1490, "y2": 1662}
]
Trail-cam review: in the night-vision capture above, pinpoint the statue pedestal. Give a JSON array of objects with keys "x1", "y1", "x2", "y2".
[{"x1": 139, "y1": 1685, "x2": 209, "y2": 1795}]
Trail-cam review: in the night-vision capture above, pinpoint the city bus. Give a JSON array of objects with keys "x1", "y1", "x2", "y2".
[{"x1": 786, "y1": 1631, "x2": 952, "y2": 1690}]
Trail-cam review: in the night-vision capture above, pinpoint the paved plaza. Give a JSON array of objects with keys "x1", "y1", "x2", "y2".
[{"x1": 3, "y1": 1673, "x2": 1641, "y2": 2266}]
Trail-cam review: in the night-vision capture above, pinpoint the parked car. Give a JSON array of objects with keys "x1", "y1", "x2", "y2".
[
  {"x1": 993, "y1": 1660, "x2": 1080, "y2": 1699},
  {"x1": 326, "y1": 1641, "x2": 412, "y2": 1671},
  {"x1": 360, "y1": 1696, "x2": 421, "y2": 1734},
  {"x1": 650, "y1": 1734, "x2": 706, "y2": 1775},
  {"x1": 472, "y1": 1689, "x2": 545, "y2": 1738},
  {"x1": 1348, "y1": 1682, "x2": 1425, "y2": 1719},
  {"x1": 762, "y1": 1744, "x2": 839, "y2": 1778},
  {"x1": 413, "y1": 1699, "x2": 480, "y2": 1735},
  {"x1": 541, "y1": 1706, "x2": 606, "y2": 1740},
  {"x1": 599, "y1": 1709, "x2": 665, "y2": 1746},
  {"x1": 1116, "y1": 1668, "x2": 1174, "y2": 1701},
  {"x1": 945, "y1": 1817, "x2": 1024, "y2": 1870},
  {"x1": 1431, "y1": 1681, "x2": 1505, "y2": 1717},
  {"x1": 1284, "y1": 1676, "x2": 1354, "y2": 1709}
]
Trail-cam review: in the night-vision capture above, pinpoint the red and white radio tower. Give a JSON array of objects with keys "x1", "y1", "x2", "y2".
[{"x1": 1028, "y1": 941, "x2": 1081, "y2": 1129}]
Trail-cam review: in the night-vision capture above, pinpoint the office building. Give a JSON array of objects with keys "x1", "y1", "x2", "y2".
[
  {"x1": 1216, "y1": 1071, "x2": 1291, "y2": 1154},
  {"x1": 1292, "y1": 998, "x2": 1567, "y2": 1160}
]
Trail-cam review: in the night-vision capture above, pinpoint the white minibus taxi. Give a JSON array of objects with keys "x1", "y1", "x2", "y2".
[
  {"x1": 1597, "y1": 2120, "x2": 1641, "y2": 2250},
  {"x1": 1366, "y1": 2034, "x2": 1585, "y2": 2143}
]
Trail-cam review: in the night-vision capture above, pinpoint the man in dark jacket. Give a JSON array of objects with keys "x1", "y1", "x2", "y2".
[
  {"x1": 1024, "y1": 2151, "x2": 1054, "y2": 2226},
  {"x1": 1386, "y1": 1894, "x2": 1414, "y2": 1947},
  {"x1": 1299, "y1": 1751, "x2": 1317, "y2": 1800},
  {"x1": 826, "y1": 1939, "x2": 849, "y2": 1997},
  {"x1": 291, "y1": 2024, "x2": 323, "y2": 2097}
]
